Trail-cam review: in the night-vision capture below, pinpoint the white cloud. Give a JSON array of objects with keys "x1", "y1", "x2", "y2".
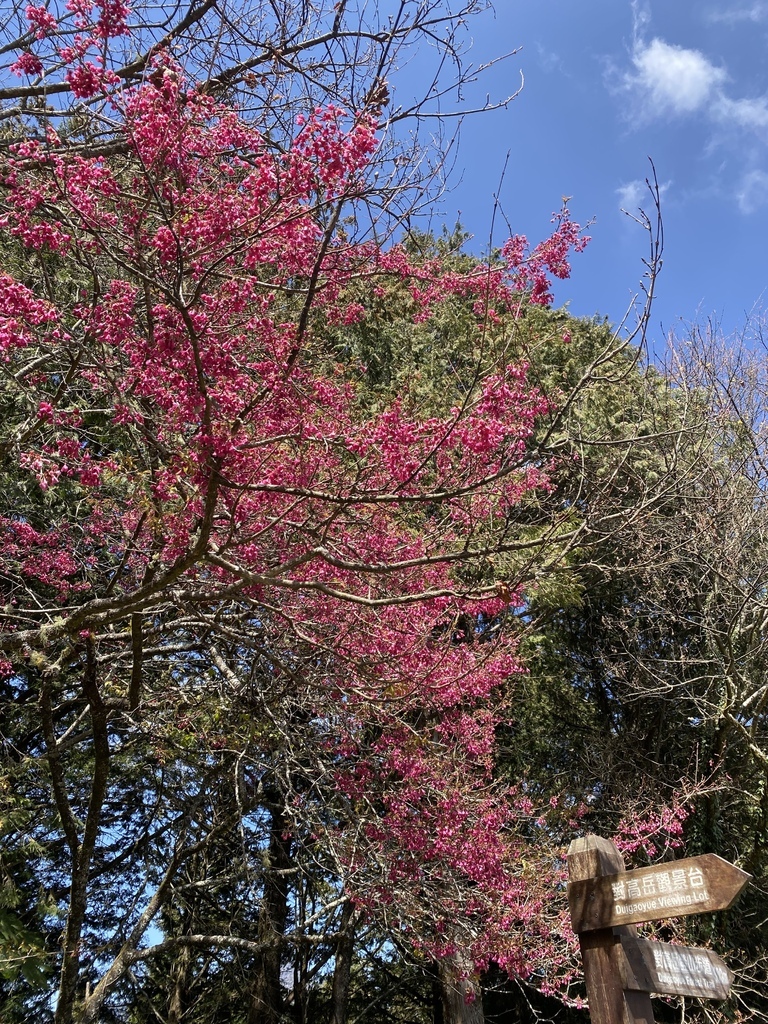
[
  {"x1": 616, "y1": 180, "x2": 646, "y2": 210},
  {"x1": 535, "y1": 43, "x2": 564, "y2": 75},
  {"x1": 616, "y1": 177, "x2": 671, "y2": 214},
  {"x1": 630, "y1": 0, "x2": 652, "y2": 41},
  {"x1": 736, "y1": 169, "x2": 768, "y2": 212},
  {"x1": 705, "y1": 3, "x2": 768, "y2": 24},
  {"x1": 626, "y1": 38, "x2": 727, "y2": 117},
  {"x1": 714, "y1": 94, "x2": 768, "y2": 129},
  {"x1": 620, "y1": 34, "x2": 768, "y2": 138},
  {"x1": 612, "y1": 17, "x2": 768, "y2": 215}
]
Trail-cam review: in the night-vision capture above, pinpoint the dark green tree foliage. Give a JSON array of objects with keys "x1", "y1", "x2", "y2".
[{"x1": 511, "y1": 310, "x2": 768, "y2": 1019}]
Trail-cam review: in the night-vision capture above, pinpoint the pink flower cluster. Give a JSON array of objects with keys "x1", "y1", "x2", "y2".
[
  {"x1": 25, "y1": 4, "x2": 58, "y2": 38},
  {"x1": 10, "y1": 50, "x2": 44, "y2": 76},
  {"x1": 0, "y1": 517, "x2": 80, "y2": 599},
  {"x1": 502, "y1": 208, "x2": 590, "y2": 306},
  {"x1": 0, "y1": 274, "x2": 59, "y2": 356},
  {"x1": 9, "y1": 0, "x2": 130, "y2": 89},
  {"x1": 614, "y1": 803, "x2": 690, "y2": 859}
]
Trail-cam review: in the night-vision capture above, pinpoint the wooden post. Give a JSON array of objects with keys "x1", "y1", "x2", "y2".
[{"x1": 567, "y1": 836, "x2": 655, "y2": 1024}]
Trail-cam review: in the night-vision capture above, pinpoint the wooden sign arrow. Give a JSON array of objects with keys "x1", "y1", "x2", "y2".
[
  {"x1": 619, "y1": 933, "x2": 734, "y2": 1001},
  {"x1": 568, "y1": 854, "x2": 751, "y2": 932}
]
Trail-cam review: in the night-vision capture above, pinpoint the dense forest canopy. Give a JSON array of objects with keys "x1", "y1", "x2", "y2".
[{"x1": 0, "y1": 2, "x2": 766, "y2": 1024}]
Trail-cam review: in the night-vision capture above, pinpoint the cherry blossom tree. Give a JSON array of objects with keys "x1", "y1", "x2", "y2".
[{"x1": 0, "y1": 15, "x2": 595, "y2": 1018}]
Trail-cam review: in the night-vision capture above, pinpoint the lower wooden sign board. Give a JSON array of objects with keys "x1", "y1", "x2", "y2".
[{"x1": 619, "y1": 934, "x2": 734, "y2": 1001}]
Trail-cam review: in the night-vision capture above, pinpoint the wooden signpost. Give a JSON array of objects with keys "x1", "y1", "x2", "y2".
[{"x1": 567, "y1": 836, "x2": 751, "y2": 1024}]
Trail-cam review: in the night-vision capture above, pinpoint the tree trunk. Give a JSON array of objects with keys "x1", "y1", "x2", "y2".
[
  {"x1": 439, "y1": 956, "x2": 485, "y2": 1024},
  {"x1": 168, "y1": 934, "x2": 192, "y2": 1024},
  {"x1": 44, "y1": 643, "x2": 111, "y2": 1024},
  {"x1": 330, "y1": 900, "x2": 356, "y2": 1024},
  {"x1": 431, "y1": 963, "x2": 444, "y2": 1024},
  {"x1": 248, "y1": 798, "x2": 292, "y2": 1024}
]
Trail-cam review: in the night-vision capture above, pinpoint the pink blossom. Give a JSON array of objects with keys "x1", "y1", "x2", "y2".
[
  {"x1": 66, "y1": 62, "x2": 105, "y2": 98},
  {"x1": 10, "y1": 51, "x2": 44, "y2": 76},
  {"x1": 93, "y1": 0, "x2": 130, "y2": 37},
  {"x1": 25, "y1": 4, "x2": 58, "y2": 38}
]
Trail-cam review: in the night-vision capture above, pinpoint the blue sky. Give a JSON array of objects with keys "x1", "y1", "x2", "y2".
[{"x1": 405, "y1": 0, "x2": 768, "y2": 348}]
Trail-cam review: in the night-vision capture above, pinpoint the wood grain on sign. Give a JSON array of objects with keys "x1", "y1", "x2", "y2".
[
  {"x1": 619, "y1": 934, "x2": 734, "y2": 1001},
  {"x1": 568, "y1": 855, "x2": 751, "y2": 932},
  {"x1": 567, "y1": 837, "x2": 655, "y2": 1024}
]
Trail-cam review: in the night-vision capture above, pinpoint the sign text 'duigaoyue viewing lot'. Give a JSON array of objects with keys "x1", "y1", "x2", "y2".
[{"x1": 568, "y1": 854, "x2": 751, "y2": 932}]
